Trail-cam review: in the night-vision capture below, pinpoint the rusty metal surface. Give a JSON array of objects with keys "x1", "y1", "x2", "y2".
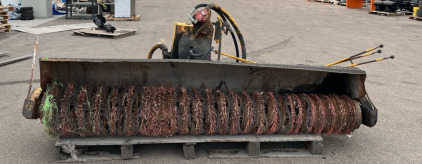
[
  {"x1": 39, "y1": 58, "x2": 367, "y2": 99},
  {"x1": 22, "y1": 88, "x2": 42, "y2": 119}
]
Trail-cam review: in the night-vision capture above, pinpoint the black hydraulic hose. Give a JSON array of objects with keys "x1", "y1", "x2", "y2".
[
  {"x1": 147, "y1": 44, "x2": 171, "y2": 59},
  {"x1": 215, "y1": 11, "x2": 240, "y2": 62},
  {"x1": 193, "y1": 3, "x2": 208, "y2": 10},
  {"x1": 189, "y1": 46, "x2": 214, "y2": 59},
  {"x1": 209, "y1": 4, "x2": 247, "y2": 60},
  {"x1": 202, "y1": 46, "x2": 216, "y2": 60},
  {"x1": 228, "y1": 26, "x2": 240, "y2": 62}
]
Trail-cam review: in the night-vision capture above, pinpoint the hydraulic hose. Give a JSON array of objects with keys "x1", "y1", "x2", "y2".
[
  {"x1": 189, "y1": 46, "x2": 214, "y2": 59},
  {"x1": 209, "y1": 4, "x2": 247, "y2": 60},
  {"x1": 216, "y1": 13, "x2": 240, "y2": 62},
  {"x1": 147, "y1": 44, "x2": 171, "y2": 59},
  {"x1": 229, "y1": 28, "x2": 240, "y2": 61}
]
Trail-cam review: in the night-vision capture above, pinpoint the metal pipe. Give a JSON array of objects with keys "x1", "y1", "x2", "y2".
[
  {"x1": 217, "y1": 18, "x2": 223, "y2": 61},
  {"x1": 27, "y1": 36, "x2": 38, "y2": 98},
  {"x1": 0, "y1": 54, "x2": 33, "y2": 66},
  {"x1": 325, "y1": 44, "x2": 383, "y2": 66},
  {"x1": 214, "y1": 51, "x2": 256, "y2": 63},
  {"x1": 349, "y1": 49, "x2": 382, "y2": 61},
  {"x1": 346, "y1": 55, "x2": 394, "y2": 67}
]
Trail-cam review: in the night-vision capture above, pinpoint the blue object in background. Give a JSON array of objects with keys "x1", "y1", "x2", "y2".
[{"x1": 52, "y1": 3, "x2": 66, "y2": 15}]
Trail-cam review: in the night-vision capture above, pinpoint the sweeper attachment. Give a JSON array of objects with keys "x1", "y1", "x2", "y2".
[
  {"x1": 24, "y1": 58, "x2": 377, "y2": 136},
  {"x1": 22, "y1": 3, "x2": 377, "y2": 161}
]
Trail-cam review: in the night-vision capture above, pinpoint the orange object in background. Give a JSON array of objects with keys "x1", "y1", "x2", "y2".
[
  {"x1": 346, "y1": 0, "x2": 364, "y2": 8},
  {"x1": 370, "y1": 0, "x2": 378, "y2": 11}
]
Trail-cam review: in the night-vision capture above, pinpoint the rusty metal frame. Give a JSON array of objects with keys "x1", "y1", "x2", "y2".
[{"x1": 39, "y1": 58, "x2": 367, "y2": 99}]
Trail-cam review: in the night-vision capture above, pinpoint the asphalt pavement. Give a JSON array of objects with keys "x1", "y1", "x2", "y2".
[{"x1": 0, "y1": 0, "x2": 421, "y2": 163}]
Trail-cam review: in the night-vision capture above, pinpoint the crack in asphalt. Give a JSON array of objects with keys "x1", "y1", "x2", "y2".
[{"x1": 249, "y1": 36, "x2": 294, "y2": 57}]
